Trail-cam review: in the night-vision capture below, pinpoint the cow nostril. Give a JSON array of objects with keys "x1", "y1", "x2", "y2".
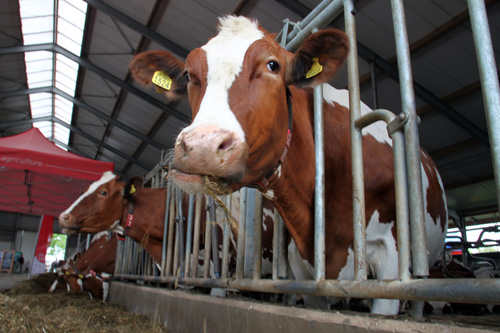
[
  {"x1": 218, "y1": 135, "x2": 235, "y2": 152},
  {"x1": 176, "y1": 137, "x2": 189, "y2": 154}
]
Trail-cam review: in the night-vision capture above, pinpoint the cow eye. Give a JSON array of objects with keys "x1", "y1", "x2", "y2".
[
  {"x1": 267, "y1": 61, "x2": 279, "y2": 72},
  {"x1": 100, "y1": 190, "x2": 107, "y2": 196},
  {"x1": 185, "y1": 72, "x2": 190, "y2": 82}
]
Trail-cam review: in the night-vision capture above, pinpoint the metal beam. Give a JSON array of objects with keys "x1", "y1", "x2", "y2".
[
  {"x1": 0, "y1": 44, "x2": 190, "y2": 123},
  {"x1": 83, "y1": 0, "x2": 190, "y2": 59},
  {"x1": 356, "y1": 42, "x2": 490, "y2": 146},
  {"x1": 0, "y1": 86, "x2": 168, "y2": 151}
]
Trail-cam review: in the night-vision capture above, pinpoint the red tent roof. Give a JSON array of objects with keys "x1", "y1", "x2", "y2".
[{"x1": 0, "y1": 128, "x2": 114, "y2": 216}]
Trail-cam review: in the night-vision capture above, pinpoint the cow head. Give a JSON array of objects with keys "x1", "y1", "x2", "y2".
[
  {"x1": 58, "y1": 172, "x2": 143, "y2": 233},
  {"x1": 130, "y1": 16, "x2": 348, "y2": 194}
]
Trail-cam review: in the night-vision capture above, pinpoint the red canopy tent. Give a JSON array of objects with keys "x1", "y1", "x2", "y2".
[{"x1": 0, "y1": 128, "x2": 114, "y2": 216}]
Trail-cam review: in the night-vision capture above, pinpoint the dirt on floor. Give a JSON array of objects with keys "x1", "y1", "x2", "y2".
[{"x1": 0, "y1": 273, "x2": 167, "y2": 332}]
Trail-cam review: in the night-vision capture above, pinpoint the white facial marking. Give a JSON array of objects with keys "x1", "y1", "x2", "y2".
[
  {"x1": 322, "y1": 84, "x2": 392, "y2": 145},
  {"x1": 60, "y1": 171, "x2": 116, "y2": 216},
  {"x1": 181, "y1": 16, "x2": 264, "y2": 142}
]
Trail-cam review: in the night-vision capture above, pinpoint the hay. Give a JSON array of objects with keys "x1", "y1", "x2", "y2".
[{"x1": 1, "y1": 274, "x2": 167, "y2": 332}]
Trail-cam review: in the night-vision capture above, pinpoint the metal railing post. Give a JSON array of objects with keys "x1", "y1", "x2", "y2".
[
  {"x1": 391, "y1": 0, "x2": 429, "y2": 277},
  {"x1": 344, "y1": 0, "x2": 367, "y2": 281},
  {"x1": 467, "y1": 0, "x2": 500, "y2": 211}
]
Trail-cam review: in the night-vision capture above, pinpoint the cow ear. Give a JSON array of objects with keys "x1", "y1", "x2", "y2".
[
  {"x1": 286, "y1": 29, "x2": 349, "y2": 86},
  {"x1": 129, "y1": 50, "x2": 187, "y2": 101},
  {"x1": 124, "y1": 176, "x2": 144, "y2": 198}
]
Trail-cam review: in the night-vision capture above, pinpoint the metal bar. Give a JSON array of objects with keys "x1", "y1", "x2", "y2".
[
  {"x1": 344, "y1": 0, "x2": 367, "y2": 281},
  {"x1": 161, "y1": 181, "x2": 171, "y2": 274},
  {"x1": 221, "y1": 195, "x2": 232, "y2": 279},
  {"x1": 278, "y1": 214, "x2": 288, "y2": 279},
  {"x1": 272, "y1": 205, "x2": 280, "y2": 281},
  {"x1": 165, "y1": 189, "x2": 176, "y2": 276},
  {"x1": 253, "y1": 191, "x2": 263, "y2": 279},
  {"x1": 208, "y1": 197, "x2": 220, "y2": 278},
  {"x1": 313, "y1": 82, "x2": 326, "y2": 281},
  {"x1": 391, "y1": 0, "x2": 429, "y2": 277},
  {"x1": 113, "y1": 274, "x2": 500, "y2": 305},
  {"x1": 184, "y1": 194, "x2": 195, "y2": 277},
  {"x1": 285, "y1": 0, "x2": 344, "y2": 52},
  {"x1": 354, "y1": 110, "x2": 411, "y2": 281},
  {"x1": 467, "y1": 0, "x2": 500, "y2": 211},
  {"x1": 236, "y1": 188, "x2": 247, "y2": 280},
  {"x1": 285, "y1": 0, "x2": 334, "y2": 42},
  {"x1": 177, "y1": 192, "x2": 185, "y2": 276},
  {"x1": 203, "y1": 197, "x2": 212, "y2": 279},
  {"x1": 191, "y1": 194, "x2": 203, "y2": 278}
]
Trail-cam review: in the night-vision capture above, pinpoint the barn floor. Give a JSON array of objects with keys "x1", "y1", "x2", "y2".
[{"x1": 110, "y1": 281, "x2": 500, "y2": 333}]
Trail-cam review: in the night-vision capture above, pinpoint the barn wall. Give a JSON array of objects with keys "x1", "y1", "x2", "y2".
[{"x1": 109, "y1": 282, "x2": 482, "y2": 333}]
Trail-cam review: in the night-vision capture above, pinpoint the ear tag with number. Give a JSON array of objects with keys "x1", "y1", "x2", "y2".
[
  {"x1": 152, "y1": 71, "x2": 172, "y2": 91},
  {"x1": 306, "y1": 58, "x2": 323, "y2": 79}
]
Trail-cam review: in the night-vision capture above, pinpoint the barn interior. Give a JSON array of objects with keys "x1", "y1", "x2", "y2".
[{"x1": 0, "y1": 0, "x2": 499, "y2": 313}]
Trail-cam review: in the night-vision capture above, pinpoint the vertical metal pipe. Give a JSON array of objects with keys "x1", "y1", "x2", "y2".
[
  {"x1": 86, "y1": 233, "x2": 91, "y2": 250},
  {"x1": 278, "y1": 214, "x2": 288, "y2": 279},
  {"x1": 161, "y1": 181, "x2": 171, "y2": 274},
  {"x1": 177, "y1": 191, "x2": 185, "y2": 276},
  {"x1": 184, "y1": 194, "x2": 195, "y2": 277},
  {"x1": 191, "y1": 194, "x2": 203, "y2": 277},
  {"x1": 173, "y1": 220, "x2": 180, "y2": 277},
  {"x1": 236, "y1": 188, "x2": 247, "y2": 280},
  {"x1": 391, "y1": 0, "x2": 429, "y2": 277},
  {"x1": 253, "y1": 191, "x2": 263, "y2": 279},
  {"x1": 344, "y1": 0, "x2": 367, "y2": 281},
  {"x1": 209, "y1": 197, "x2": 220, "y2": 279},
  {"x1": 203, "y1": 197, "x2": 212, "y2": 278},
  {"x1": 114, "y1": 237, "x2": 123, "y2": 276},
  {"x1": 467, "y1": 0, "x2": 500, "y2": 211},
  {"x1": 221, "y1": 195, "x2": 231, "y2": 279},
  {"x1": 313, "y1": 82, "x2": 326, "y2": 281},
  {"x1": 272, "y1": 205, "x2": 280, "y2": 281},
  {"x1": 165, "y1": 189, "x2": 176, "y2": 276},
  {"x1": 392, "y1": 129, "x2": 411, "y2": 281}
]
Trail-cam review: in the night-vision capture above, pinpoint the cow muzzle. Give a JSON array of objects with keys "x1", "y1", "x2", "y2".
[
  {"x1": 172, "y1": 125, "x2": 248, "y2": 194},
  {"x1": 58, "y1": 213, "x2": 79, "y2": 234}
]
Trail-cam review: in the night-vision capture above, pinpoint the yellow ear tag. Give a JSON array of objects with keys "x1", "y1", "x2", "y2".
[
  {"x1": 78, "y1": 274, "x2": 84, "y2": 279},
  {"x1": 65, "y1": 271, "x2": 70, "y2": 276},
  {"x1": 306, "y1": 58, "x2": 323, "y2": 79},
  {"x1": 130, "y1": 184, "x2": 136, "y2": 195},
  {"x1": 152, "y1": 71, "x2": 172, "y2": 91}
]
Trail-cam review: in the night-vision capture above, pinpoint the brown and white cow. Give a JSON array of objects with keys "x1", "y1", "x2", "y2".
[
  {"x1": 49, "y1": 231, "x2": 117, "y2": 300},
  {"x1": 129, "y1": 16, "x2": 448, "y2": 315}
]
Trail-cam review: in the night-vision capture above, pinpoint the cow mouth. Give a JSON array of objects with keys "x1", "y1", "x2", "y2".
[
  {"x1": 61, "y1": 227, "x2": 79, "y2": 235},
  {"x1": 171, "y1": 170, "x2": 236, "y2": 195}
]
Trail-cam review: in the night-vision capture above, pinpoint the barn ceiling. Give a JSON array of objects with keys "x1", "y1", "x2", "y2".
[{"x1": 0, "y1": 0, "x2": 499, "y2": 219}]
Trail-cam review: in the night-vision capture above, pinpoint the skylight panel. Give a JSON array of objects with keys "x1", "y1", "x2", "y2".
[{"x1": 19, "y1": 0, "x2": 88, "y2": 149}]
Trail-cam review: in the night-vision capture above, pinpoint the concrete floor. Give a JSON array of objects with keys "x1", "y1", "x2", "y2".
[{"x1": 0, "y1": 273, "x2": 29, "y2": 292}]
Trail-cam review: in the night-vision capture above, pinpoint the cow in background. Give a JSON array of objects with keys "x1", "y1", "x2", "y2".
[
  {"x1": 129, "y1": 15, "x2": 448, "y2": 315},
  {"x1": 49, "y1": 231, "x2": 117, "y2": 300}
]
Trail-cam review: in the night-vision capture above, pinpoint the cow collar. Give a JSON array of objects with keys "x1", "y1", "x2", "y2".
[
  {"x1": 250, "y1": 87, "x2": 293, "y2": 190},
  {"x1": 125, "y1": 197, "x2": 135, "y2": 230}
]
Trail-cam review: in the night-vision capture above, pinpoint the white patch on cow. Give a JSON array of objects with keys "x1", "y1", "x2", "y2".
[
  {"x1": 102, "y1": 273, "x2": 111, "y2": 302},
  {"x1": 421, "y1": 164, "x2": 447, "y2": 267},
  {"x1": 336, "y1": 210, "x2": 400, "y2": 315},
  {"x1": 262, "y1": 207, "x2": 274, "y2": 232},
  {"x1": 76, "y1": 278, "x2": 83, "y2": 290},
  {"x1": 61, "y1": 171, "x2": 116, "y2": 216},
  {"x1": 181, "y1": 16, "x2": 264, "y2": 142},
  {"x1": 49, "y1": 279, "x2": 58, "y2": 293},
  {"x1": 262, "y1": 189, "x2": 275, "y2": 201},
  {"x1": 108, "y1": 220, "x2": 124, "y2": 234},
  {"x1": 322, "y1": 84, "x2": 392, "y2": 145},
  {"x1": 91, "y1": 230, "x2": 108, "y2": 243},
  {"x1": 287, "y1": 239, "x2": 329, "y2": 309}
]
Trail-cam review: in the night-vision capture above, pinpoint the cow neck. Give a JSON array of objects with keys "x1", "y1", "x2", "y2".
[{"x1": 250, "y1": 87, "x2": 293, "y2": 190}]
